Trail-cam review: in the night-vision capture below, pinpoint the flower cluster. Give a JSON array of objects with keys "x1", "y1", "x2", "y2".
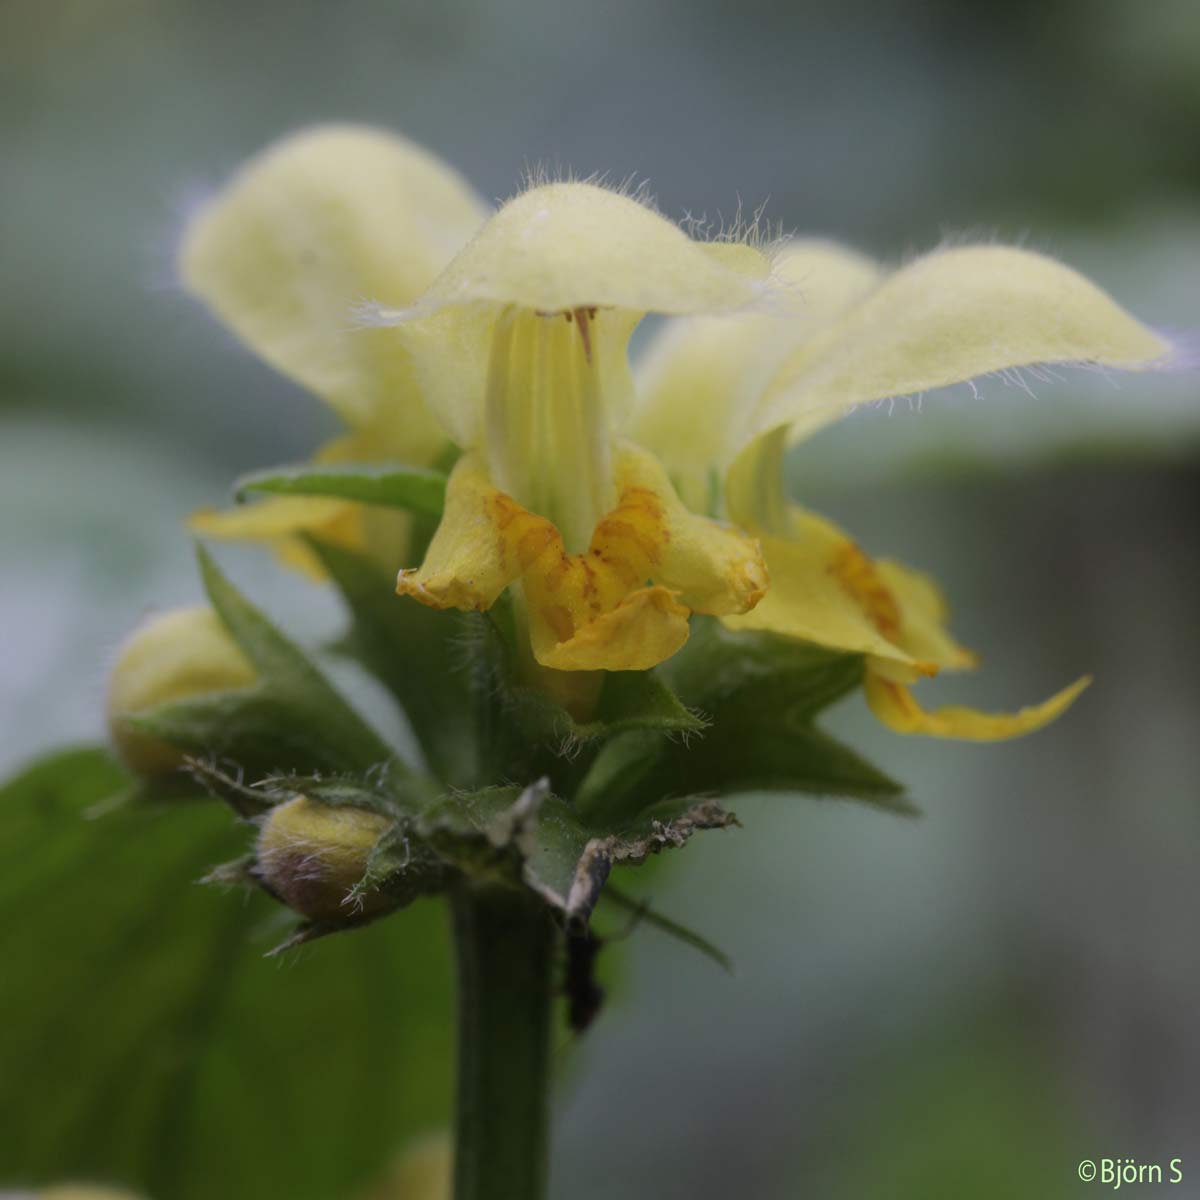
[{"x1": 176, "y1": 124, "x2": 1166, "y2": 737}]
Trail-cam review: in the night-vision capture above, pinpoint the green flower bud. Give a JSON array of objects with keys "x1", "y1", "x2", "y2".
[
  {"x1": 256, "y1": 795, "x2": 393, "y2": 923},
  {"x1": 107, "y1": 605, "x2": 257, "y2": 776}
]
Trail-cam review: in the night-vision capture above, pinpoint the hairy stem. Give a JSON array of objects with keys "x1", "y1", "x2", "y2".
[{"x1": 451, "y1": 883, "x2": 557, "y2": 1200}]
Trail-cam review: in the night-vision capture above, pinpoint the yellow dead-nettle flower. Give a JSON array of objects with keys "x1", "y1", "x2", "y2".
[
  {"x1": 372, "y1": 183, "x2": 772, "y2": 673},
  {"x1": 180, "y1": 125, "x2": 489, "y2": 577},
  {"x1": 632, "y1": 239, "x2": 1170, "y2": 738},
  {"x1": 180, "y1": 126, "x2": 1169, "y2": 732},
  {"x1": 181, "y1": 127, "x2": 771, "y2": 675}
]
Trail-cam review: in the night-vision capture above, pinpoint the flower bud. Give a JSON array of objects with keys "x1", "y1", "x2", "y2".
[
  {"x1": 256, "y1": 795, "x2": 394, "y2": 923},
  {"x1": 107, "y1": 605, "x2": 257, "y2": 776}
]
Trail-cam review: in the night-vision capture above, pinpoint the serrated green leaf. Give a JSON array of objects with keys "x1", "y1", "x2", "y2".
[
  {"x1": 663, "y1": 616, "x2": 865, "y2": 719},
  {"x1": 575, "y1": 616, "x2": 912, "y2": 818},
  {"x1": 307, "y1": 538, "x2": 475, "y2": 786},
  {"x1": 585, "y1": 717, "x2": 908, "y2": 819},
  {"x1": 234, "y1": 462, "x2": 447, "y2": 519},
  {"x1": 675, "y1": 722, "x2": 912, "y2": 811},
  {"x1": 194, "y1": 544, "x2": 400, "y2": 775},
  {"x1": 0, "y1": 746, "x2": 453, "y2": 1200}
]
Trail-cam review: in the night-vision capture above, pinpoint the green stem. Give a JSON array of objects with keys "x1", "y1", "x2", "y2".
[{"x1": 451, "y1": 883, "x2": 557, "y2": 1200}]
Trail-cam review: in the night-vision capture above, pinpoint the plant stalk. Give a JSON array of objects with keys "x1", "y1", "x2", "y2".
[{"x1": 451, "y1": 882, "x2": 557, "y2": 1200}]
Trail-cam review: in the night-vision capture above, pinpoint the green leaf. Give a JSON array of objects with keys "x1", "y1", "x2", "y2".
[
  {"x1": 0, "y1": 746, "x2": 453, "y2": 1200},
  {"x1": 307, "y1": 538, "x2": 475, "y2": 786},
  {"x1": 191, "y1": 544, "x2": 399, "y2": 774},
  {"x1": 662, "y1": 616, "x2": 866, "y2": 719},
  {"x1": 578, "y1": 618, "x2": 910, "y2": 820},
  {"x1": 234, "y1": 462, "x2": 447, "y2": 519},
  {"x1": 670, "y1": 722, "x2": 912, "y2": 812}
]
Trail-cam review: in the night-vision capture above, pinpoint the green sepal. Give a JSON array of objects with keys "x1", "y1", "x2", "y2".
[
  {"x1": 347, "y1": 821, "x2": 452, "y2": 912},
  {"x1": 233, "y1": 461, "x2": 447, "y2": 519}
]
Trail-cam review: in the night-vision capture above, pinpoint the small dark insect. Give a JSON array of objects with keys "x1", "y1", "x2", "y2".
[
  {"x1": 564, "y1": 898, "x2": 649, "y2": 1035},
  {"x1": 564, "y1": 928, "x2": 606, "y2": 1035}
]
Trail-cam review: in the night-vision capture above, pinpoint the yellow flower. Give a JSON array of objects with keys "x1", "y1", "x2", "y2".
[
  {"x1": 180, "y1": 125, "x2": 488, "y2": 576},
  {"x1": 181, "y1": 128, "x2": 770, "y2": 678},
  {"x1": 180, "y1": 126, "x2": 1168, "y2": 730},
  {"x1": 632, "y1": 239, "x2": 1170, "y2": 738},
  {"x1": 374, "y1": 182, "x2": 772, "y2": 676}
]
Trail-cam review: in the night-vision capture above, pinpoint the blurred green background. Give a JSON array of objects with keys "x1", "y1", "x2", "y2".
[{"x1": 3, "y1": 0, "x2": 1199, "y2": 1196}]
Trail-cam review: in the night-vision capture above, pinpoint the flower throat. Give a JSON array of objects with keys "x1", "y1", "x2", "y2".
[{"x1": 484, "y1": 305, "x2": 615, "y2": 554}]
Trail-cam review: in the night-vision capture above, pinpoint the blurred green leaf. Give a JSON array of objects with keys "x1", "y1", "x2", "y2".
[
  {"x1": 234, "y1": 462, "x2": 447, "y2": 519},
  {"x1": 0, "y1": 746, "x2": 453, "y2": 1200}
]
